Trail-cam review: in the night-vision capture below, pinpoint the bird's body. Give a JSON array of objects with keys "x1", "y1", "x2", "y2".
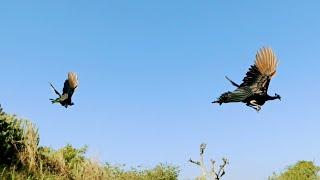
[
  {"x1": 213, "y1": 47, "x2": 281, "y2": 112},
  {"x1": 50, "y1": 72, "x2": 78, "y2": 108}
]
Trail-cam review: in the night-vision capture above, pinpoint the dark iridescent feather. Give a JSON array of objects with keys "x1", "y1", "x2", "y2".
[
  {"x1": 213, "y1": 47, "x2": 280, "y2": 111},
  {"x1": 50, "y1": 72, "x2": 78, "y2": 108}
]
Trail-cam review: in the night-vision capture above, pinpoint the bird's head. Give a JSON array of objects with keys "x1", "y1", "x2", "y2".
[{"x1": 275, "y1": 93, "x2": 281, "y2": 101}]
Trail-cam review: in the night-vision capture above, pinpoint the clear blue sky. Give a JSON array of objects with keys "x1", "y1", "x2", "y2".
[{"x1": 1, "y1": 1, "x2": 320, "y2": 179}]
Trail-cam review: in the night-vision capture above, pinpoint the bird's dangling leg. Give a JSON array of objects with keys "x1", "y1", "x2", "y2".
[
  {"x1": 255, "y1": 105, "x2": 261, "y2": 112},
  {"x1": 246, "y1": 104, "x2": 261, "y2": 112},
  {"x1": 247, "y1": 100, "x2": 261, "y2": 112}
]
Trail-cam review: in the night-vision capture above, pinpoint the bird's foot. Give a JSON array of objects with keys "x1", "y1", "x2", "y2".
[
  {"x1": 248, "y1": 104, "x2": 261, "y2": 112},
  {"x1": 255, "y1": 106, "x2": 261, "y2": 112}
]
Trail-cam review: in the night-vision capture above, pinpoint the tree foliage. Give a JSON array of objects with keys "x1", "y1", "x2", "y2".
[{"x1": 270, "y1": 161, "x2": 320, "y2": 180}]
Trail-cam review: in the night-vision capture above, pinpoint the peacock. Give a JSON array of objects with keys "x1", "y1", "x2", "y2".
[
  {"x1": 50, "y1": 72, "x2": 78, "y2": 108},
  {"x1": 212, "y1": 47, "x2": 281, "y2": 112}
]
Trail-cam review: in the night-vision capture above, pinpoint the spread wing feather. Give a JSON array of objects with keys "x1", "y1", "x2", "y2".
[
  {"x1": 62, "y1": 72, "x2": 78, "y2": 95},
  {"x1": 62, "y1": 80, "x2": 71, "y2": 94},
  {"x1": 239, "y1": 47, "x2": 278, "y2": 95},
  {"x1": 50, "y1": 83, "x2": 61, "y2": 97}
]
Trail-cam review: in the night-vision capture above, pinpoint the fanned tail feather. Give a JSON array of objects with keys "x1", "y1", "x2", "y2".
[
  {"x1": 255, "y1": 47, "x2": 278, "y2": 77},
  {"x1": 68, "y1": 72, "x2": 78, "y2": 89}
]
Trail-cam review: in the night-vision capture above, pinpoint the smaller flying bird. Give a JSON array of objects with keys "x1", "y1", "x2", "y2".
[
  {"x1": 212, "y1": 47, "x2": 281, "y2": 112},
  {"x1": 50, "y1": 72, "x2": 78, "y2": 108}
]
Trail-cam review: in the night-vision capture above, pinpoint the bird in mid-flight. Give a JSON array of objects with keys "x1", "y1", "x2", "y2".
[
  {"x1": 50, "y1": 72, "x2": 78, "y2": 108},
  {"x1": 212, "y1": 47, "x2": 281, "y2": 112}
]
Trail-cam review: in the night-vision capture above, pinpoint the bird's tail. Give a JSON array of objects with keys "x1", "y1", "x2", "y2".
[
  {"x1": 68, "y1": 72, "x2": 78, "y2": 89},
  {"x1": 255, "y1": 47, "x2": 278, "y2": 77}
]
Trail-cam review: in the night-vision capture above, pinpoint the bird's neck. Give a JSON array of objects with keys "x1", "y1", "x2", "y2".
[{"x1": 266, "y1": 94, "x2": 278, "y2": 100}]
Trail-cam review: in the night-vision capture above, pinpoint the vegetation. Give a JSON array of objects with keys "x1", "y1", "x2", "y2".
[
  {"x1": 269, "y1": 161, "x2": 320, "y2": 180},
  {"x1": 0, "y1": 105, "x2": 179, "y2": 180},
  {"x1": 0, "y1": 106, "x2": 26, "y2": 166},
  {"x1": 2, "y1": 104, "x2": 320, "y2": 180}
]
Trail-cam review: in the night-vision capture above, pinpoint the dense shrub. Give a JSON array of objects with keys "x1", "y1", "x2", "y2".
[
  {"x1": 0, "y1": 106, "x2": 25, "y2": 165},
  {"x1": 269, "y1": 161, "x2": 320, "y2": 180},
  {"x1": 104, "y1": 163, "x2": 179, "y2": 180},
  {"x1": 0, "y1": 106, "x2": 179, "y2": 180}
]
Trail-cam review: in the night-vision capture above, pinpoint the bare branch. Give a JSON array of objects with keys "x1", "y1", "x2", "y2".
[
  {"x1": 189, "y1": 143, "x2": 208, "y2": 178},
  {"x1": 189, "y1": 158, "x2": 200, "y2": 166},
  {"x1": 199, "y1": 145, "x2": 207, "y2": 178},
  {"x1": 200, "y1": 143, "x2": 206, "y2": 155},
  {"x1": 210, "y1": 159, "x2": 216, "y2": 178},
  {"x1": 215, "y1": 158, "x2": 229, "y2": 180},
  {"x1": 189, "y1": 143, "x2": 229, "y2": 180}
]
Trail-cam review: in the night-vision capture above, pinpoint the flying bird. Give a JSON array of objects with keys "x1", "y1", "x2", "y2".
[
  {"x1": 212, "y1": 47, "x2": 281, "y2": 112},
  {"x1": 50, "y1": 72, "x2": 78, "y2": 108}
]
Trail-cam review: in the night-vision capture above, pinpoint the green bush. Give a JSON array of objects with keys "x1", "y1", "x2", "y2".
[
  {"x1": 104, "y1": 163, "x2": 179, "y2": 180},
  {"x1": 270, "y1": 161, "x2": 320, "y2": 180},
  {"x1": 59, "y1": 144, "x2": 87, "y2": 168},
  {"x1": 38, "y1": 144, "x2": 88, "y2": 178},
  {"x1": 0, "y1": 105, "x2": 179, "y2": 180},
  {"x1": 0, "y1": 106, "x2": 25, "y2": 165}
]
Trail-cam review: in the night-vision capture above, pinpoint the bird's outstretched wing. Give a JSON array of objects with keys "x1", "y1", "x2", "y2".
[
  {"x1": 239, "y1": 47, "x2": 278, "y2": 95},
  {"x1": 62, "y1": 79, "x2": 71, "y2": 95},
  {"x1": 62, "y1": 72, "x2": 78, "y2": 105},
  {"x1": 50, "y1": 83, "x2": 61, "y2": 97},
  {"x1": 62, "y1": 72, "x2": 78, "y2": 94}
]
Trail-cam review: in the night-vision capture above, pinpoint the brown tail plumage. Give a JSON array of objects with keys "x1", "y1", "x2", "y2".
[
  {"x1": 68, "y1": 72, "x2": 78, "y2": 89},
  {"x1": 255, "y1": 47, "x2": 278, "y2": 77}
]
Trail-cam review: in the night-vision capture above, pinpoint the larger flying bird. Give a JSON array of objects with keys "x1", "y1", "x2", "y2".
[
  {"x1": 212, "y1": 47, "x2": 281, "y2": 112},
  {"x1": 50, "y1": 72, "x2": 78, "y2": 108}
]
